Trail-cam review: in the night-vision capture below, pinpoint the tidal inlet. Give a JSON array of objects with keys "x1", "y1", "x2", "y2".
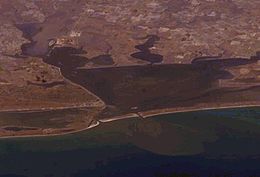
[{"x1": 0, "y1": 0, "x2": 259, "y2": 177}]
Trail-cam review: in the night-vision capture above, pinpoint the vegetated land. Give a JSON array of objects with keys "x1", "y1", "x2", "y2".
[{"x1": 0, "y1": 0, "x2": 259, "y2": 138}]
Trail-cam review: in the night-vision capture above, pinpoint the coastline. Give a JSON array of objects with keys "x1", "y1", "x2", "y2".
[
  {"x1": 0, "y1": 103, "x2": 259, "y2": 140},
  {"x1": 0, "y1": 104, "x2": 103, "y2": 113},
  {"x1": 137, "y1": 102, "x2": 260, "y2": 118},
  {"x1": 5, "y1": 39, "x2": 258, "y2": 140}
]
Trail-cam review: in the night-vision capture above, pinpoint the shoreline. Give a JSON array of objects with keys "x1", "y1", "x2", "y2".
[
  {"x1": 138, "y1": 102, "x2": 260, "y2": 118},
  {"x1": 0, "y1": 103, "x2": 259, "y2": 140},
  {"x1": 0, "y1": 104, "x2": 104, "y2": 113}
]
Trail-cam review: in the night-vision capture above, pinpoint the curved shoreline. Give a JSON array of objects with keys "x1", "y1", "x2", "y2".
[
  {"x1": 137, "y1": 103, "x2": 260, "y2": 118},
  {"x1": 0, "y1": 103, "x2": 259, "y2": 140},
  {"x1": 8, "y1": 38, "x2": 259, "y2": 140}
]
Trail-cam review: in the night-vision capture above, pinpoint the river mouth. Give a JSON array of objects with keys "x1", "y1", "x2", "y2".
[{"x1": 0, "y1": 107, "x2": 260, "y2": 177}]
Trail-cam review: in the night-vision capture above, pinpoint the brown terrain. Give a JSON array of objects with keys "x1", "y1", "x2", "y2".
[{"x1": 0, "y1": 0, "x2": 259, "y2": 138}]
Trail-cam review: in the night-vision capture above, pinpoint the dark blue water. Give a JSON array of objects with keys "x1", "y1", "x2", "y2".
[{"x1": 0, "y1": 107, "x2": 260, "y2": 177}]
